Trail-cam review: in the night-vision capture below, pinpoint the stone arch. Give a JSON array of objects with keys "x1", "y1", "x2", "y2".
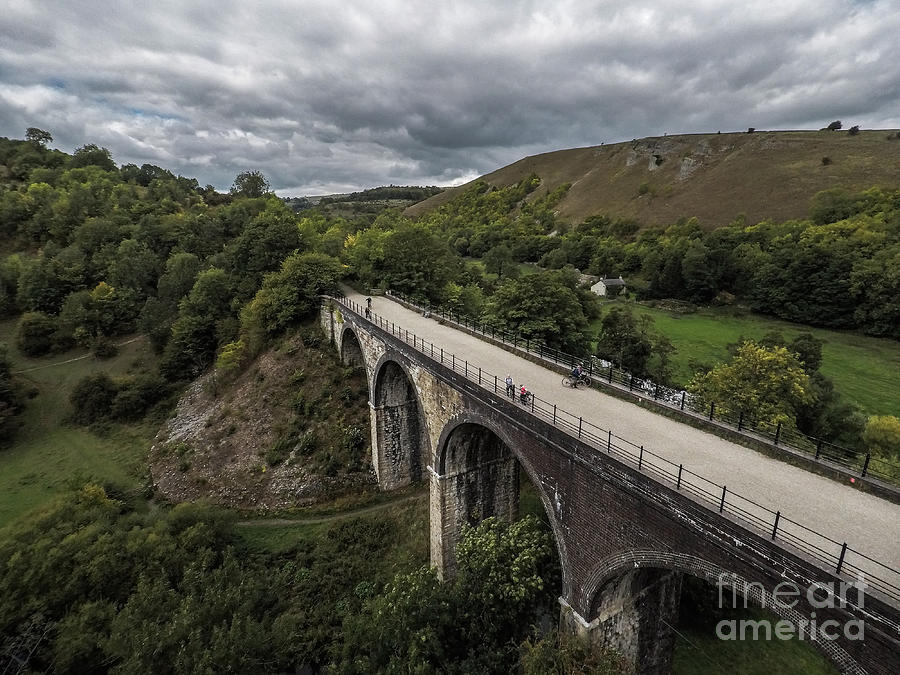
[
  {"x1": 340, "y1": 326, "x2": 366, "y2": 371},
  {"x1": 371, "y1": 353, "x2": 429, "y2": 490},
  {"x1": 577, "y1": 550, "x2": 861, "y2": 675},
  {"x1": 431, "y1": 413, "x2": 572, "y2": 599}
]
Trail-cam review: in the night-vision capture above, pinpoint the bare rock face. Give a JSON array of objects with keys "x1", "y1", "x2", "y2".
[{"x1": 149, "y1": 334, "x2": 374, "y2": 510}]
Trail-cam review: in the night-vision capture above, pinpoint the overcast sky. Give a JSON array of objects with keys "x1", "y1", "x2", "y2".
[{"x1": 2, "y1": 1, "x2": 898, "y2": 195}]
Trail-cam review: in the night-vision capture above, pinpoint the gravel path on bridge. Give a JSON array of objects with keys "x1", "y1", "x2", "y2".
[{"x1": 346, "y1": 289, "x2": 900, "y2": 577}]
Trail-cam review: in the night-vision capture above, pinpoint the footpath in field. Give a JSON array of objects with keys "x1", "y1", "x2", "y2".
[{"x1": 345, "y1": 289, "x2": 900, "y2": 570}]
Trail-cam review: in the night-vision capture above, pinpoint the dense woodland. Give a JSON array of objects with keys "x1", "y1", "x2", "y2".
[
  {"x1": 2, "y1": 130, "x2": 899, "y2": 448},
  {"x1": 2, "y1": 484, "x2": 628, "y2": 673},
  {"x1": 0, "y1": 130, "x2": 897, "y2": 672}
]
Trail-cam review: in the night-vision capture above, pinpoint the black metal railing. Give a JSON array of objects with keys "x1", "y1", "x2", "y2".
[
  {"x1": 386, "y1": 291, "x2": 900, "y2": 488},
  {"x1": 331, "y1": 296, "x2": 900, "y2": 605}
]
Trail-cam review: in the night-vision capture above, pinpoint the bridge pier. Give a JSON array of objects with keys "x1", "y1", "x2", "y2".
[
  {"x1": 561, "y1": 569, "x2": 682, "y2": 675},
  {"x1": 430, "y1": 423, "x2": 519, "y2": 579}
]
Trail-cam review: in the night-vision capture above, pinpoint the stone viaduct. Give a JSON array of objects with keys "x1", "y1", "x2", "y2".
[{"x1": 320, "y1": 298, "x2": 900, "y2": 674}]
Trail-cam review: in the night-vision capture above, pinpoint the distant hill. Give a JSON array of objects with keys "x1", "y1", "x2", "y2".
[
  {"x1": 284, "y1": 185, "x2": 442, "y2": 216},
  {"x1": 407, "y1": 130, "x2": 900, "y2": 227}
]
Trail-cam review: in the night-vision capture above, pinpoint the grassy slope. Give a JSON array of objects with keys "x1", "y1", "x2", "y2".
[
  {"x1": 234, "y1": 490, "x2": 429, "y2": 568},
  {"x1": 0, "y1": 318, "x2": 159, "y2": 527},
  {"x1": 408, "y1": 130, "x2": 900, "y2": 228},
  {"x1": 589, "y1": 304, "x2": 900, "y2": 416}
]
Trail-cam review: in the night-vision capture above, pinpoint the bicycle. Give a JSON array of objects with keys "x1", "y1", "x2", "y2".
[{"x1": 562, "y1": 374, "x2": 591, "y2": 389}]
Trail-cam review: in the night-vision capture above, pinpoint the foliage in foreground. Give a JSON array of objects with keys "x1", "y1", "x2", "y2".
[
  {"x1": 520, "y1": 631, "x2": 631, "y2": 674},
  {"x1": 0, "y1": 489, "x2": 582, "y2": 674},
  {"x1": 336, "y1": 515, "x2": 560, "y2": 673}
]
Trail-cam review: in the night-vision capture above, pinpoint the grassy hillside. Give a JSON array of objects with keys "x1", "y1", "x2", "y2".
[
  {"x1": 408, "y1": 130, "x2": 900, "y2": 227},
  {"x1": 0, "y1": 319, "x2": 159, "y2": 527},
  {"x1": 588, "y1": 303, "x2": 900, "y2": 416}
]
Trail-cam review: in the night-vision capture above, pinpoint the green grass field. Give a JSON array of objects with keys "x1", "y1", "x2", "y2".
[
  {"x1": 672, "y1": 608, "x2": 837, "y2": 675},
  {"x1": 0, "y1": 319, "x2": 160, "y2": 528},
  {"x1": 589, "y1": 303, "x2": 900, "y2": 416}
]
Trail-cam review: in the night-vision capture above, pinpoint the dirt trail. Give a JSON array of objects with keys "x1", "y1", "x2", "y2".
[
  {"x1": 12, "y1": 336, "x2": 145, "y2": 375},
  {"x1": 236, "y1": 492, "x2": 426, "y2": 527}
]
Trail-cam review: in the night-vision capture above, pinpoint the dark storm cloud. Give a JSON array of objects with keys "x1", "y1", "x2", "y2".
[{"x1": 1, "y1": 0, "x2": 898, "y2": 194}]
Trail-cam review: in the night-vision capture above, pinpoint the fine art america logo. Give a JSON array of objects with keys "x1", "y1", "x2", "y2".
[{"x1": 715, "y1": 574, "x2": 867, "y2": 642}]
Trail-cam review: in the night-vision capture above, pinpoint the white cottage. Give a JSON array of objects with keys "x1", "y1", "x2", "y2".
[{"x1": 590, "y1": 276, "x2": 627, "y2": 297}]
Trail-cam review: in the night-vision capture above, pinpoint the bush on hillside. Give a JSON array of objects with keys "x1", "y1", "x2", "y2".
[
  {"x1": 69, "y1": 373, "x2": 118, "y2": 424},
  {"x1": 14, "y1": 311, "x2": 58, "y2": 357},
  {"x1": 69, "y1": 372, "x2": 172, "y2": 425}
]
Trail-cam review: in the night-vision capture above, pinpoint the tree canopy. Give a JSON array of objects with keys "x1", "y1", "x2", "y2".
[
  {"x1": 688, "y1": 340, "x2": 815, "y2": 430},
  {"x1": 230, "y1": 170, "x2": 270, "y2": 198}
]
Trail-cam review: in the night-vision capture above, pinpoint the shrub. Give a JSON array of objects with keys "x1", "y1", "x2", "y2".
[
  {"x1": 15, "y1": 311, "x2": 57, "y2": 357},
  {"x1": 826, "y1": 120, "x2": 842, "y2": 131},
  {"x1": 848, "y1": 125, "x2": 860, "y2": 136},
  {"x1": 91, "y1": 336, "x2": 118, "y2": 359},
  {"x1": 70, "y1": 373, "x2": 119, "y2": 424},
  {"x1": 109, "y1": 373, "x2": 171, "y2": 421},
  {"x1": 821, "y1": 156, "x2": 832, "y2": 165},
  {"x1": 215, "y1": 339, "x2": 246, "y2": 382}
]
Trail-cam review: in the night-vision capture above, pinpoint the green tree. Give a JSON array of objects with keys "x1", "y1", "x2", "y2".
[
  {"x1": 680, "y1": 239, "x2": 717, "y2": 302},
  {"x1": 230, "y1": 170, "x2": 270, "y2": 198},
  {"x1": 380, "y1": 222, "x2": 454, "y2": 300},
  {"x1": 16, "y1": 255, "x2": 72, "y2": 314},
  {"x1": 25, "y1": 127, "x2": 53, "y2": 147},
  {"x1": 851, "y1": 245, "x2": 900, "y2": 338},
  {"x1": 344, "y1": 227, "x2": 389, "y2": 288},
  {"x1": 70, "y1": 144, "x2": 116, "y2": 171},
  {"x1": 139, "y1": 252, "x2": 202, "y2": 352},
  {"x1": 69, "y1": 373, "x2": 118, "y2": 424},
  {"x1": 14, "y1": 311, "x2": 58, "y2": 356},
  {"x1": 595, "y1": 305, "x2": 673, "y2": 381},
  {"x1": 107, "y1": 239, "x2": 160, "y2": 300},
  {"x1": 483, "y1": 270, "x2": 592, "y2": 353},
  {"x1": 863, "y1": 415, "x2": 900, "y2": 457},
  {"x1": 688, "y1": 341, "x2": 815, "y2": 430},
  {"x1": 239, "y1": 252, "x2": 341, "y2": 354},
  {"x1": 215, "y1": 340, "x2": 246, "y2": 382},
  {"x1": 160, "y1": 269, "x2": 234, "y2": 379},
  {"x1": 483, "y1": 244, "x2": 514, "y2": 278},
  {"x1": 228, "y1": 199, "x2": 302, "y2": 300}
]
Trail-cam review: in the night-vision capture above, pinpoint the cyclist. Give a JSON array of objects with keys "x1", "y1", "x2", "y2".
[
  {"x1": 505, "y1": 374, "x2": 515, "y2": 397},
  {"x1": 519, "y1": 384, "x2": 530, "y2": 404},
  {"x1": 570, "y1": 363, "x2": 585, "y2": 386}
]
